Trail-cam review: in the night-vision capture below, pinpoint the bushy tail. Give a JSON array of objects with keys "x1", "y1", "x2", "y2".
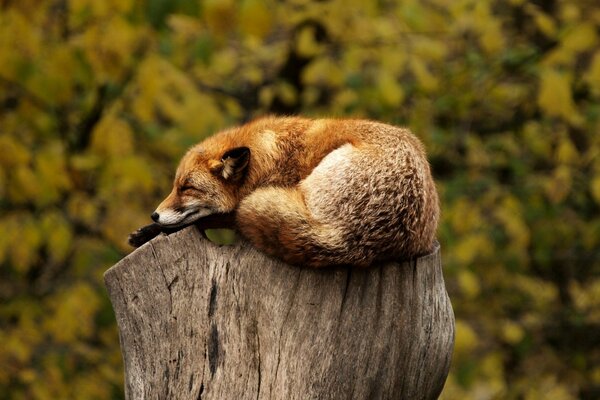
[{"x1": 236, "y1": 187, "x2": 353, "y2": 268}]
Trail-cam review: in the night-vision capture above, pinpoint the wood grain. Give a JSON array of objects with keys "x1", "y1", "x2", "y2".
[{"x1": 104, "y1": 227, "x2": 454, "y2": 400}]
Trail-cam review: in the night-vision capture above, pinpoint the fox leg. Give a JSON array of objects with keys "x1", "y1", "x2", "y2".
[
  {"x1": 236, "y1": 186, "x2": 351, "y2": 268},
  {"x1": 128, "y1": 212, "x2": 236, "y2": 247}
]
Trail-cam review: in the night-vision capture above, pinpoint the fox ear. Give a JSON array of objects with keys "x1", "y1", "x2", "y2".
[{"x1": 219, "y1": 147, "x2": 250, "y2": 180}]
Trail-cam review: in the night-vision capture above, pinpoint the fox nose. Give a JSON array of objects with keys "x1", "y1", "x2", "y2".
[{"x1": 151, "y1": 212, "x2": 159, "y2": 222}]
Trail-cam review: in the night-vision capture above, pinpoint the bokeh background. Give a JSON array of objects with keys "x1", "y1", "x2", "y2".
[{"x1": 1, "y1": 0, "x2": 599, "y2": 398}]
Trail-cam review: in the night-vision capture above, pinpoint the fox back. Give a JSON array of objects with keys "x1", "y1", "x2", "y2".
[{"x1": 151, "y1": 116, "x2": 439, "y2": 267}]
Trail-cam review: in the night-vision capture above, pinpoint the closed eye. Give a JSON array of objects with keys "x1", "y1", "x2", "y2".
[{"x1": 180, "y1": 185, "x2": 198, "y2": 193}]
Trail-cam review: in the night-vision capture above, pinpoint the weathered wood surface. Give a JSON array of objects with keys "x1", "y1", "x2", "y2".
[{"x1": 104, "y1": 227, "x2": 454, "y2": 400}]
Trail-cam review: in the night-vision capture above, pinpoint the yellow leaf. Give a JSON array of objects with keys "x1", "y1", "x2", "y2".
[
  {"x1": 454, "y1": 319, "x2": 479, "y2": 358},
  {"x1": 302, "y1": 57, "x2": 343, "y2": 87},
  {"x1": 522, "y1": 122, "x2": 552, "y2": 158},
  {"x1": 5, "y1": 332, "x2": 32, "y2": 363},
  {"x1": 67, "y1": 192, "x2": 99, "y2": 227},
  {"x1": 275, "y1": 81, "x2": 298, "y2": 106},
  {"x1": 563, "y1": 23, "x2": 597, "y2": 53},
  {"x1": 545, "y1": 165, "x2": 572, "y2": 203},
  {"x1": 480, "y1": 19, "x2": 505, "y2": 54},
  {"x1": 585, "y1": 51, "x2": 600, "y2": 95},
  {"x1": 71, "y1": 0, "x2": 107, "y2": 17},
  {"x1": 514, "y1": 275, "x2": 559, "y2": 309},
  {"x1": 591, "y1": 176, "x2": 600, "y2": 205},
  {"x1": 9, "y1": 215, "x2": 42, "y2": 274},
  {"x1": 560, "y1": 3, "x2": 581, "y2": 23},
  {"x1": 378, "y1": 50, "x2": 406, "y2": 80},
  {"x1": 210, "y1": 48, "x2": 237, "y2": 75},
  {"x1": 178, "y1": 93, "x2": 224, "y2": 137},
  {"x1": 90, "y1": 115, "x2": 134, "y2": 157},
  {"x1": 241, "y1": 65, "x2": 264, "y2": 84},
  {"x1": 537, "y1": 68, "x2": 583, "y2": 125},
  {"x1": 488, "y1": 82, "x2": 526, "y2": 107},
  {"x1": 0, "y1": 10, "x2": 42, "y2": 77},
  {"x1": 259, "y1": 85, "x2": 275, "y2": 107},
  {"x1": 0, "y1": 167, "x2": 4, "y2": 204},
  {"x1": 0, "y1": 135, "x2": 30, "y2": 167},
  {"x1": 302, "y1": 87, "x2": 321, "y2": 108},
  {"x1": 9, "y1": 166, "x2": 40, "y2": 204},
  {"x1": 556, "y1": 137, "x2": 578, "y2": 165},
  {"x1": 525, "y1": 4, "x2": 557, "y2": 37},
  {"x1": 35, "y1": 143, "x2": 72, "y2": 205},
  {"x1": 453, "y1": 234, "x2": 493, "y2": 266},
  {"x1": 501, "y1": 320, "x2": 525, "y2": 344},
  {"x1": 494, "y1": 195, "x2": 530, "y2": 249},
  {"x1": 449, "y1": 199, "x2": 482, "y2": 234},
  {"x1": 28, "y1": 46, "x2": 77, "y2": 105},
  {"x1": 167, "y1": 14, "x2": 202, "y2": 39},
  {"x1": 592, "y1": 367, "x2": 600, "y2": 385},
  {"x1": 378, "y1": 72, "x2": 404, "y2": 107},
  {"x1": 569, "y1": 279, "x2": 600, "y2": 318},
  {"x1": 471, "y1": 2, "x2": 505, "y2": 54},
  {"x1": 481, "y1": 353, "x2": 506, "y2": 383},
  {"x1": 18, "y1": 368, "x2": 36, "y2": 384},
  {"x1": 239, "y1": 0, "x2": 273, "y2": 39},
  {"x1": 410, "y1": 59, "x2": 438, "y2": 92},
  {"x1": 0, "y1": 221, "x2": 10, "y2": 265},
  {"x1": 296, "y1": 25, "x2": 324, "y2": 57},
  {"x1": 41, "y1": 212, "x2": 73, "y2": 264},
  {"x1": 466, "y1": 135, "x2": 491, "y2": 168},
  {"x1": 457, "y1": 269, "x2": 481, "y2": 299},
  {"x1": 333, "y1": 89, "x2": 359, "y2": 110},
  {"x1": 204, "y1": 0, "x2": 237, "y2": 36},
  {"x1": 413, "y1": 37, "x2": 447, "y2": 61},
  {"x1": 131, "y1": 58, "x2": 162, "y2": 123},
  {"x1": 222, "y1": 98, "x2": 243, "y2": 119}
]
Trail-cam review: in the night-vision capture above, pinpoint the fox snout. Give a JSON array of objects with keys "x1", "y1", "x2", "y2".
[
  {"x1": 152, "y1": 187, "x2": 219, "y2": 227},
  {"x1": 152, "y1": 205, "x2": 206, "y2": 227},
  {"x1": 151, "y1": 207, "x2": 184, "y2": 226}
]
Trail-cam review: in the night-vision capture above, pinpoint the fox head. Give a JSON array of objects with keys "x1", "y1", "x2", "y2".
[{"x1": 151, "y1": 146, "x2": 250, "y2": 227}]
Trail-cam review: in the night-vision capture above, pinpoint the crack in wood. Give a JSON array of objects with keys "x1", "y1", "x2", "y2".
[
  {"x1": 168, "y1": 275, "x2": 179, "y2": 291},
  {"x1": 208, "y1": 279, "x2": 218, "y2": 318},
  {"x1": 188, "y1": 373, "x2": 194, "y2": 393},
  {"x1": 339, "y1": 268, "x2": 352, "y2": 316},
  {"x1": 208, "y1": 324, "x2": 220, "y2": 377},
  {"x1": 198, "y1": 345, "x2": 207, "y2": 399},
  {"x1": 255, "y1": 321, "x2": 262, "y2": 400}
]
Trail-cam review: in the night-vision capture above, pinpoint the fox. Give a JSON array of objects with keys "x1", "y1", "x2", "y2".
[{"x1": 129, "y1": 116, "x2": 440, "y2": 268}]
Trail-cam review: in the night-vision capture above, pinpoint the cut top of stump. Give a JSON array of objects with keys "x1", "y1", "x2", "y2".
[{"x1": 104, "y1": 227, "x2": 454, "y2": 400}]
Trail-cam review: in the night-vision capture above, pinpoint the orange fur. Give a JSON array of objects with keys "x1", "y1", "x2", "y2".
[{"x1": 152, "y1": 116, "x2": 440, "y2": 267}]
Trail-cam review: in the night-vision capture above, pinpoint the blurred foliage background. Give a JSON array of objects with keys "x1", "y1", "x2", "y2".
[{"x1": 0, "y1": 0, "x2": 599, "y2": 398}]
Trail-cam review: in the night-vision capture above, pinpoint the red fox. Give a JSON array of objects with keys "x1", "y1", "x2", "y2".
[{"x1": 129, "y1": 116, "x2": 439, "y2": 267}]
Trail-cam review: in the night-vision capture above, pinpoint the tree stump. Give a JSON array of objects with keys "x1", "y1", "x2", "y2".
[{"x1": 104, "y1": 227, "x2": 454, "y2": 400}]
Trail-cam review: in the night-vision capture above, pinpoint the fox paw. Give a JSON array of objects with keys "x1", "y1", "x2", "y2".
[{"x1": 128, "y1": 223, "x2": 163, "y2": 247}]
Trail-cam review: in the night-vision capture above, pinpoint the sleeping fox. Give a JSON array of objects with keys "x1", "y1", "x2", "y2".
[{"x1": 129, "y1": 116, "x2": 439, "y2": 268}]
